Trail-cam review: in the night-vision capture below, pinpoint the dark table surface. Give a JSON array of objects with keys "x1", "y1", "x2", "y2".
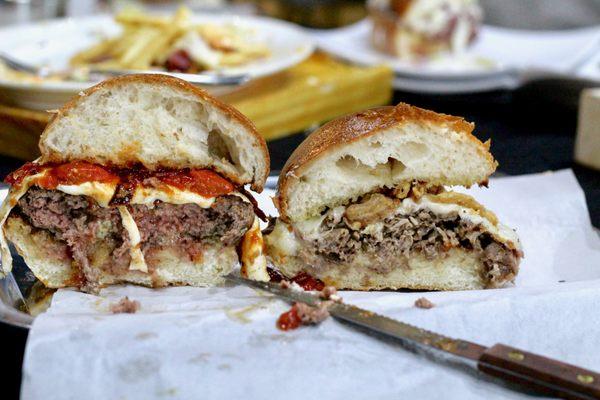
[{"x1": 1, "y1": 88, "x2": 598, "y2": 399}]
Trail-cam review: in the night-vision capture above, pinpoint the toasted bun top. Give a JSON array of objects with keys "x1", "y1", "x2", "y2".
[
  {"x1": 39, "y1": 74, "x2": 269, "y2": 191},
  {"x1": 276, "y1": 103, "x2": 497, "y2": 221}
]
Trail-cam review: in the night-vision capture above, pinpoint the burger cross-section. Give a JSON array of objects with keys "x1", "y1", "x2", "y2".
[{"x1": 0, "y1": 74, "x2": 271, "y2": 292}]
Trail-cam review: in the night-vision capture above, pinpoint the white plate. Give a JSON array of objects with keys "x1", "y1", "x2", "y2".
[
  {"x1": 0, "y1": 14, "x2": 314, "y2": 110},
  {"x1": 313, "y1": 20, "x2": 600, "y2": 93}
]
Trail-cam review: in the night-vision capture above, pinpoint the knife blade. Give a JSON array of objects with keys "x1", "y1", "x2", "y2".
[
  {"x1": 228, "y1": 275, "x2": 600, "y2": 400},
  {"x1": 88, "y1": 69, "x2": 250, "y2": 86}
]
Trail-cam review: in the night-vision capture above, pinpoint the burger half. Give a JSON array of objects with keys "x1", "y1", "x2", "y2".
[
  {"x1": 265, "y1": 103, "x2": 522, "y2": 291},
  {"x1": 0, "y1": 74, "x2": 270, "y2": 292}
]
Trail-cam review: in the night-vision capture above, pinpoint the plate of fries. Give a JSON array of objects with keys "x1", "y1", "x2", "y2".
[{"x1": 0, "y1": 8, "x2": 314, "y2": 110}]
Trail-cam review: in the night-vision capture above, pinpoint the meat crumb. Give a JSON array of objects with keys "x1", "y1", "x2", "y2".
[
  {"x1": 414, "y1": 297, "x2": 434, "y2": 309},
  {"x1": 110, "y1": 297, "x2": 140, "y2": 314},
  {"x1": 277, "y1": 285, "x2": 344, "y2": 331},
  {"x1": 277, "y1": 301, "x2": 332, "y2": 331},
  {"x1": 320, "y1": 286, "x2": 342, "y2": 302},
  {"x1": 279, "y1": 280, "x2": 291, "y2": 289},
  {"x1": 295, "y1": 302, "x2": 331, "y2": 324}
]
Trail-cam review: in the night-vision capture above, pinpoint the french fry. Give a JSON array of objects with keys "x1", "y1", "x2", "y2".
[
  {"x1": 110, "y1": 27, "x2": 141, "y2": 59},
  {"x1": 129, "y1": 30, "x2": 170, "y2": 69},
  {"x1": 119, "y1": 27, "x2": 160, "y2": 68},
  {"x1": 69, "y1": 6, "x2": 269, "y2": 71},
  {"x1": 133, "y1": 10, "x2": 189, "y2": 68},
  {"x1": 115, "y1": 6, "x2": 190, "y2": 28},
  {"x1": 115, "y1": 10, "x2": 170, "y2": 28},
  {"x1": 70, "y1": 39, "x2": 117, "y2": 66}
]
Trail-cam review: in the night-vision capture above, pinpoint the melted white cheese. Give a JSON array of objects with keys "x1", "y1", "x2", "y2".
[
  {"x1": 51, "y1": 181, "x2": 220, "y2": 210},
  {"x1": 131, "y1": 186, "x2": 216, "y2": 208},
  {"x1": 57, "y1": 182, "x2": 116, "y2": 207},
  {"x1": 117, "y1": 206, "x2": 148, "y2": 273},
  {"x1": 265, "y1": 220, "x2": 299, "y2": 258}
]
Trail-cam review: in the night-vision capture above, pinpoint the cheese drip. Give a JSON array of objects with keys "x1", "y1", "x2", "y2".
[
  {"x1": 240, "y1": 217, "x2": 269, "y2": 281},
  {"x1": 117, "y1": 206, "x2": 148, "y2": 273}
]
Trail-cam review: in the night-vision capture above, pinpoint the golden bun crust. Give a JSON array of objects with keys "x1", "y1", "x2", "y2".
[
  {"x1": 39, "y1": 74, "x2": 270, "y2": 191},
  {"x1": 275, "y1": 103, "x2": 497, "y2": 221}
]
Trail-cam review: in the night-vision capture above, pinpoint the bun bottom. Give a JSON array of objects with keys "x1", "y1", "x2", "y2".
[
  {"x1": 269, "y1": 248, "x2": 494, "y2": 291},
  {"x1": 5, "y1": 216, "x2": 238, "y2": 289}
]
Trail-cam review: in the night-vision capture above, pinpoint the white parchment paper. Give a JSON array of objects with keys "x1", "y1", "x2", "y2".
[{"x1": 21, "y1": 170, "x2": 600, "y2": 400}]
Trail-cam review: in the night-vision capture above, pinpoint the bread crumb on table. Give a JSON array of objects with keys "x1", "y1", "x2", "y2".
[
  {"x1": 109, "y1": 296, "x2": 140, "y2": 314},
  {"x1": 414, "y1": 297, "x2": 434, "y2": 309}
]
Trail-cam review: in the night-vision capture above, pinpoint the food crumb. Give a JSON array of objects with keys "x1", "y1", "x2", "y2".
[
  {"x1": 277, "y1": 301, "x2": 332, "y2": 331},
  {"x1": 295, "y1": 302, "x2": 331, "y2": 324},
  {"x1": 414, "y1": 297, "x2": 434, "y2": 309},
  {"x1": 320, "y1": 286, "x2": 342, "y2": 302},
  {"x1": 277, "y1": 285, "x2": 343, "y2": 331},
  {"x1": 109, "y1": 297, "x2": 140, "y2": 314},
  {"x1": 279, "y1": 280, "x2": 291, "y2": 289}
]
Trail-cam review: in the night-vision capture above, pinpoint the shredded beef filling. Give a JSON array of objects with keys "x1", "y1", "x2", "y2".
[
  {"x1": 301, "y1": 195, "x2": 520, "y2": 286},
  {"x1": 14, "y1": 187, "x2": 254, "y2": 289}
]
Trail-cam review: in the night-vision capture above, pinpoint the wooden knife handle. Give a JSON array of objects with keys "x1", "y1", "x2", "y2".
[{"x1": 478, "y1": 344, "x2": 600, "y2": 400}]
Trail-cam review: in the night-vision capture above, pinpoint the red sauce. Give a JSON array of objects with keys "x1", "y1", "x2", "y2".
[
  {"x1": 238, "y1": 186, "x2": 268, "y2": 222},
  {"x1": 4, "y1": 161, "x2": 119, "y2": 189},
  {"x1": 4, "y1": 162, "x2": 45, "y2": 186},
  {"x1": 267, "y1": 267, "x2": 284, "y2": 283},
  {"x1": 37, "y1": 161, "x2": 120, "y2": 189},
  {"x1": 165, "y1": 49, "x2": 193, "y2": 72},
  {"x1": 155, "y1": 169, "x2": 234, "y2": 198},
  {"x1": 4, "y1": 161, "x2": 236, "y2": 204},
  {"x1": 277, "y1": 304, "x2": 302, "y2": 331},
  {"x1": 291, "y1": 272, "x2": 325, "y2": 291},
  {"x1": 267, "y1": 269, "x2": 325, "y2": 292}
]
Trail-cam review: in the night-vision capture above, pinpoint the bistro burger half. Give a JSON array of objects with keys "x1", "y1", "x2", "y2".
[
  {"x1": 0, "y1": 74, "x2": 270, "y2": 292},
  {"x1": 265, "y1": 103, "x2": 523, "y2": 291}
]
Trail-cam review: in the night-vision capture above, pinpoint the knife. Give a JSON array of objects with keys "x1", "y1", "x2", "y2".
[
  {"x1": 228, "y1": 275, "x2": 600, "y2": 400},
  {"x1": 86, "y1": 69, "x2": 250, "y2": 86}
]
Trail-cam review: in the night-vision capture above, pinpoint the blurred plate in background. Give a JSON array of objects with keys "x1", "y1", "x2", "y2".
[
  {"x1": 313, "y1": 20, "x2": 600, "y2": 93},
  {"x1": 0, "y1": 13, "x2": 314, "y2": 110}
]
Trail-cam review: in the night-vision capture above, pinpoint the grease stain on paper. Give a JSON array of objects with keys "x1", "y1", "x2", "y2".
[
  {"x1": 135, "y1": 332, "x2": 158, "y2": 341},
  {"x1": 156, "y1": 387, "x2": 178, "y2": 397},
  {"x1": 117, "y1": 355, "x2": 161, "y2": 383},
  {"x1": 225, "y1": 299, "x2": 273, "y2": 324},
  {"x1": 188, "y1": 352, "x2": 211, "y2": 364},
  {"x1": 217, "y1": 363, "x2": 231, "y2": 371}
]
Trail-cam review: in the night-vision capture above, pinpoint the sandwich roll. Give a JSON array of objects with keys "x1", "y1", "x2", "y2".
[
  {"x1": 266, "y1": 103, "x2": 522, "y2": 291},
  {"x1": 0, "y1": 74, "x2": 270, "y2": 292},
  {"x1": 368, "y1": 0, "x2": 482, "y2": 60}
]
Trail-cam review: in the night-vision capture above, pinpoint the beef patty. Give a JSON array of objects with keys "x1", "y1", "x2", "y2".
[
  {"x1": 300, "y1": 196, "x2": 521, "y2": 286},
  {"x1": 14, "y1": 187, "x2": 254, "y2": 284}
]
